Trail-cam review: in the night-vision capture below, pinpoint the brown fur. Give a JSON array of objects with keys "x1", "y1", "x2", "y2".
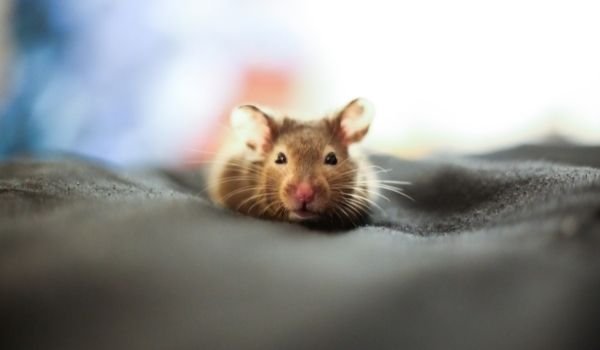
[{"x1": 208, "y1": 100, "x2": 376, "y2": 228}]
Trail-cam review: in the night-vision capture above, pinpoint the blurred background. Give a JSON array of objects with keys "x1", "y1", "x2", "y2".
[{"x1": 0, "y1": 0, "x2": 599, "y2": 166}]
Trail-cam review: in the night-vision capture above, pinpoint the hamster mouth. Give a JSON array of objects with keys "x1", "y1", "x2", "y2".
[
  {"x1": 288, "y1": 203, "x2": 320, "y2": 221},
  {"x1": 289, "y1": 209, "x2": 318, "y2": 221}
]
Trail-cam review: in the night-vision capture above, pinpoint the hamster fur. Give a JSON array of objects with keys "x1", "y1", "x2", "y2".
[{"x1": 207, "y1": 98, "x2": 379, "y2": 228}]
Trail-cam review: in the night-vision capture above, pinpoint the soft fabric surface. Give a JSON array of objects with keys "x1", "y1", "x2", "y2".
[{"x1": 1, "y1": 144, "x2": 600, "y2": 350}]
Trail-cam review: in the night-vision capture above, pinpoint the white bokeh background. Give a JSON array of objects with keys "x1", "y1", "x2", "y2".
[
  {"x1": 1, "y1": 0, "x2": 598, "y2": 163},
  {"x1": 292, "y1": 0, "x2": 600, "y2": 156}
]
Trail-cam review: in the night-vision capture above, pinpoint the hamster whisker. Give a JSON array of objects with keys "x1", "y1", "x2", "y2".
[
  {"x1": 371, "y1": 164, "x2": 391, "y2": 170},
  {"x1": 370, "y1": 169, "x2": 394, "y2": 175},
  {"x1": 200, "y1": 175, "x2": 259, "y2": 193},
  {"x1": 221, "y1": 186, "x2": 259, "y2": 202},
  {"x1": 342, "y1": 201, "x2": 366, "y2": 226},
  {"x1": 245, "y1": 200, "x2": 263, "y2": 214},
  {"x1": 355, "y1": 164, "x2": 391, "y2": 171},
  {"x1": 343, "y1": 197, "x2": 371, "y2": 214},
  {"x1": 335, "y1": 204, "x2": 357, "y2": 227},
  {"x1": 355, "y1": 180, "x2": 411, "y2": 185},
  {"x1": 220, "y1": 162, "x2": 263, "y2": 173},
  {"x1": 360, "y1": 188, "x2": 391, "y2": 202},
  {"x1": 366, "y1": 185, "x2": 415, "y2": 202},
  {"x1": 221, "y1": 188, "x2": 257, "y2": 202},
  {"x1": 366, "y1": 183, "x2": 408, "y2": 192},
  {"x1": 195, "y1": 164, "x2": 264, "y2": 178},
  {"x1": 327, "y1": 169, "x2": 363, "y2": 181},
  {"x1": 190, "y1": 159, "x2": 262, "y2": 171},
  {"x1": 353, "y1": 181, "x2": 406, "y2": 190},
  {"x1": 328, "y1": 166, "x2": 392, "y2": 182},
  {"x1": 237, "y1": 191, "x2": 278, "y2": 211},
  {"x1": 329, "y1": 208, "x2": 344, "y2": 223},
  {"x1": 259, "y1": 200, "x2": 283, "y2": 217},
  {"x1": 340, "y1": 203, "x2": 364, "y2": 221},
  {"x1": 329, "y1": 185, "x2": 391, "y2": 202},
  {"x1": 200, "y1": 182, "x2": 253, "y2": 195},
  {"x1": 364, "y1": 165, "x2": 392, "y2": 171},
  {"x1": 333, "y1": 187, "x2": 376, "y2": 210},
  {"x1": 248, "y1": 191, "x2": 280, "y2": 214},
  {"x1": 345, "y1": 192, "x2": 385, "y2": 214},
  {"x1": 211, "y1": 175, "x2": 258, "y2": 184},
  {"x1": 332, "y1": 172, "x2": 361, "y2": 180},
  {"x1": 276, "y1": 205, "x2": 288, "y2": 220}
]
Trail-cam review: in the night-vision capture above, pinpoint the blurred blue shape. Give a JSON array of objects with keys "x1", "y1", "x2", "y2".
[
  {"x1": 0, "y1": 0, "x2": 304, "y2": 165},
  {"x1": 1, "y1": 0, "x2": 68, "y2": 156}
]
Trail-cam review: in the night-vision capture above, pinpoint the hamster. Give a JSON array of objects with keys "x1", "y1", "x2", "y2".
[{"x1": 207, "y1": 98, "x2": 381, "y2": 228}]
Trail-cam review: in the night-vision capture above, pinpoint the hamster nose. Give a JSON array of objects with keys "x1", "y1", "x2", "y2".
[{"x1": 294, "y1": 182, "x2": 315, "y2": 204}]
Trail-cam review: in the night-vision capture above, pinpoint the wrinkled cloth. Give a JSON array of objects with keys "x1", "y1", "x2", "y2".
[{"x1": 1, "y1": 144, "x2": 600, "y2": 350}]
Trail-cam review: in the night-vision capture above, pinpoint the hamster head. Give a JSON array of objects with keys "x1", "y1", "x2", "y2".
[{"x1": 230, "y1": 98, "x2": 375, "y2": 224}]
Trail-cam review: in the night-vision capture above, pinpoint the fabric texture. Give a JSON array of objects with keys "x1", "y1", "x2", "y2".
[{"x1": 1, "y1": 144, "x2": 600, "y2": 350}]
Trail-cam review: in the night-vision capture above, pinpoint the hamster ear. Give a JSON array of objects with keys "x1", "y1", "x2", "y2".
[
  {"x1": 332, "y1": 98, "x2": 374, "y2": 145},
  {"x1": 230, "y1": 105, "x2": 277, "y2": 153}
]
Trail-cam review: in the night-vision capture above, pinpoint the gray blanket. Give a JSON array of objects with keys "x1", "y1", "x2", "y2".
[{"x1": 1, "y1": 144, "x2": 600, "y2": 350}]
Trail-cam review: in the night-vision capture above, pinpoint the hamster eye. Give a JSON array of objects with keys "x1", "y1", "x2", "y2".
[
  {"x1": 275, "y1": 152, "x2": 287, "y2": 164},
  {"x1": 324, "y1": 152, "x2": 337, "y2": 165}
]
